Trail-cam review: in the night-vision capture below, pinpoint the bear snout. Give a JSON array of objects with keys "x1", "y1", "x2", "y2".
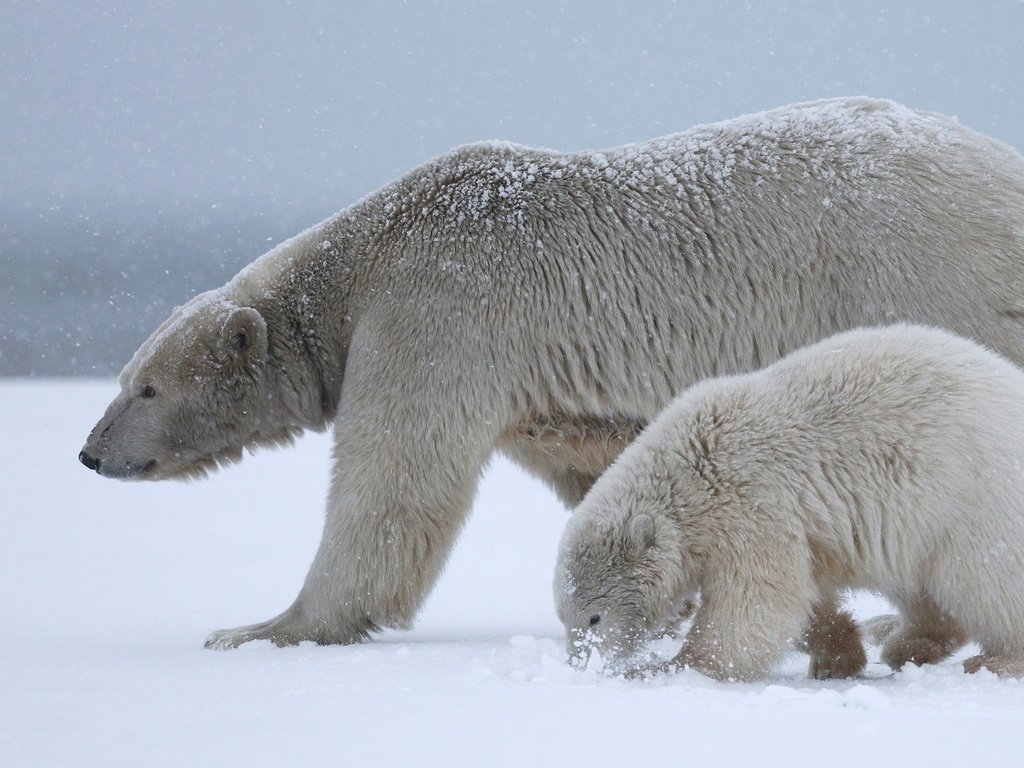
[
  {"x1": 79, "y1": 450, "x2": 101, "y2": 473},
  {"x1": 78, "y1": 448, "x2": 156, "y2": 479}
]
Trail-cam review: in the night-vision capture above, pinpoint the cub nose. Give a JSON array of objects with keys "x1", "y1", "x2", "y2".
[{"x1": 79, "y1": 451, "x2": 101, "y2": 472}]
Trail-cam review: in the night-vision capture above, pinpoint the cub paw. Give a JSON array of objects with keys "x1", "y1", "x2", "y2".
[
  {"x1": 882, "y1": 635, "x2": 961, "y2": 670},
  {"x1": 808, "y1": 644, "x2": 868, "y2": 680},
  {"x1": 805, "y1": 609, "x2": 867, "y2": 680},
  {"x1": 964, "y1": 654, "x2": 1024, "y2": 678}
]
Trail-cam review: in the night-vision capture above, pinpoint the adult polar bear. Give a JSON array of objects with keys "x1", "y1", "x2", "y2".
[{"x1": 81, "y1": 97, "x2": 1024, "y2": 658}]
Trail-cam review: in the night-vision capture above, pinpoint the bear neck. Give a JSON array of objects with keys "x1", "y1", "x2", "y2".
[
  {"x1": 270, "y1": 292, "x2": 347, "y2": 431},
  {"x1": 226, "y1": 213, "x2": 366, "y2": 431}
]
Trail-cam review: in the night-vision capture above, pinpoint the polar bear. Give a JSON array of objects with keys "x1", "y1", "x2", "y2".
[
  {"x1": 79, "y1": 97, "x2": 1024, "y2": 659},
  {"x1": 555, "y1": 325, "x2": 1024, "y2": 681}
]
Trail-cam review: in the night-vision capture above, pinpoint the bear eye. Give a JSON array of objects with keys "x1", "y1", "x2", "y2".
[
  {"x1": 589, "y1": 614, "x2": 601, "y2": 627},
  {"x1": 141, "y1": 385, "x2": 157, "y2": 399}
]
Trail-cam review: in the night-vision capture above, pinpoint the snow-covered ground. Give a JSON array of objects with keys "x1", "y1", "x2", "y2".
[{"x1": 3, "y1": 380, "x2": 1024, "y2": 767}]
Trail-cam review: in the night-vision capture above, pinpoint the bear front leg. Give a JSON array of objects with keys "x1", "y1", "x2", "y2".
[
  {"x1": 206, "y1": 337, "x2": 498, "y2": 649},
  {"x1": 205, "y1": 607, "x2": 332, "y2": 649},
  {"x1": 671, "y1": 537, "x2": 818, "y2": 682},
  {"x1": 801, "y1": 594, "x2": 867, "y2": 680},
  {"x1": 674, "y1": 601, "x2": 801, "y2": 682}
]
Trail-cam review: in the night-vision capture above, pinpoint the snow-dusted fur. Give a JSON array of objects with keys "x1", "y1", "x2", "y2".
[
  {"x1": 555, "y1": 325, "x2": 1024, "y2": 681},
  {"x1": 79, "y1": 97, "x2": 1024, "y2": 652}
]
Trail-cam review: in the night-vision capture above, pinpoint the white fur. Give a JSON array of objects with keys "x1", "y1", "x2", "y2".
[
  {"x1": 80, "y1": 97, "x2": 1024, "y2": 651},
  {"x1": 556, "y1": 325, "x2": 1024, "y2": 680}
]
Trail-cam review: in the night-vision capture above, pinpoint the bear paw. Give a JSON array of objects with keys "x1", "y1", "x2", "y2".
[
  {"x1": 204, "y1": 619, "x2": 300, "y2": 650},
  {"x1": 808, "y1": 644, "x2": 868, "y2": 680},
  {"x1": 621, "y1": 658, "x2": 683, "y2": 681},
  {"x1": 964, "y1": 653, "x2": 1024, "y2": 678},
  {"x1": 882, "y1": 634, "x2": 962, "y2": 670},
  {"x1": 204, "y1": 609, "x2": 372, "y2": 649},
  {"x1": 804, "y1": 609, "x2": 867, "y2": 680}
]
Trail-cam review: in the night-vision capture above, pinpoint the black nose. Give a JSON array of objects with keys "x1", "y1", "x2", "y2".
[{"x1": 79, "y1": 451, "x2": 101, "y2": 472}]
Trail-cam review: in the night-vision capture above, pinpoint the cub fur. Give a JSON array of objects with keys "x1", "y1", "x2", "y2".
[{"x1": 556, "y1": 326, "x2": 1024, "y2": 681}]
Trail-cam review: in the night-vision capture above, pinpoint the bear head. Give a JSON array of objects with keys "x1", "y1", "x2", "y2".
[
  {"x1": 554, "y1": 505, "x2": 694, "y2": 673},
  {"x1": 79, "y1": 290, "x2": 298, "y2": 480}
]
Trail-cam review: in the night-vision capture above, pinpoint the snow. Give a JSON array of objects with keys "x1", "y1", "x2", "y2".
[{"x1": 4, "y1": 380, "x2": 1024, "y2": 766}]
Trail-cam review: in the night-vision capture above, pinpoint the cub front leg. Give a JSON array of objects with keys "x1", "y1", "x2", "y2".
[
  {"x1": 801, "y1": 594, "x2": 867, "y2": 680},
  {"x1": 671, "y1": 537, "x2": 817, "y2": 681},
  {"x1": 206, "y1": 338, "x2": 497, "y2": 649}
]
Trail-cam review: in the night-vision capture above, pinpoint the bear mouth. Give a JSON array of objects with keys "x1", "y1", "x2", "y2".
[
  {"x1": 131, "y1": 459, "x2": 158, "y2": 478},
  {"x1": 111, "y1": 459, "x2": 157, "y2": 480}
]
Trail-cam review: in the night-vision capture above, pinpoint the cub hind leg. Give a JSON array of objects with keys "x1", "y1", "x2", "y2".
[
  {"x1": 880, "y1": 590, "x2": 966, "y2": 670},
  {"x1": 937, "y1": 555, "x2": 1024, "y2": 678},
  {"x1": 963, "y1": 653, "x2": 1024, "y2": 677}
]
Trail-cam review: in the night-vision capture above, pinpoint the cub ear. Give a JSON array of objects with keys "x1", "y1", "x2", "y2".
[
  {"x1": 626, "y1": 513, "x2": 656, "y2": 557},
  {"x1": 221, "y1": 307, "x2": 267, "y2": 364}
]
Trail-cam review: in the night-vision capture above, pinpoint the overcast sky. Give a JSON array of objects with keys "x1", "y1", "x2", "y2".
[{"x1": 3, "y1": 1, "x2": 1024, "y2": 375}]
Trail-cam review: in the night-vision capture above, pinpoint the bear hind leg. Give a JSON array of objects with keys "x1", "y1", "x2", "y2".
[
  {"x1": 498, "y1": 413, "x2": 644, "y2": 508},
  {"x1": 963, "y1": 653, "x2": 1024, "y2": 677},
  {"x1": 880, "y1": 590, "x2": 966, "y2": 670}
]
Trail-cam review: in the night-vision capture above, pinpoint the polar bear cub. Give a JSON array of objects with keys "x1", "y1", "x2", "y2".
[{"x1": 555, "y1": 325, "x2": 1024, "y2": 681}]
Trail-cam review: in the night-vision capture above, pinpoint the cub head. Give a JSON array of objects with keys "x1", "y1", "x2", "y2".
[
  {"x1": 79, "y1": 291, "x2": 296, "y2": 480},
  {"x1": 554, "y1": 506, "x2": 691, "y2": 673}
]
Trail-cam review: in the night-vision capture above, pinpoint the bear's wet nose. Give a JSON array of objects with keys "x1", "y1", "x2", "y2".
[{"x1": 79, "y1": 451, "x2": 101, "y2": 473}]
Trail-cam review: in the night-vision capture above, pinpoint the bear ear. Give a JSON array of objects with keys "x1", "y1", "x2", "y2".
[
  {"x1": 626, "y1": 514, "x2": 656, "y2": 557},
  {"x1": 221, "y1": 307, "x2": 268, "y2": 364}
]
